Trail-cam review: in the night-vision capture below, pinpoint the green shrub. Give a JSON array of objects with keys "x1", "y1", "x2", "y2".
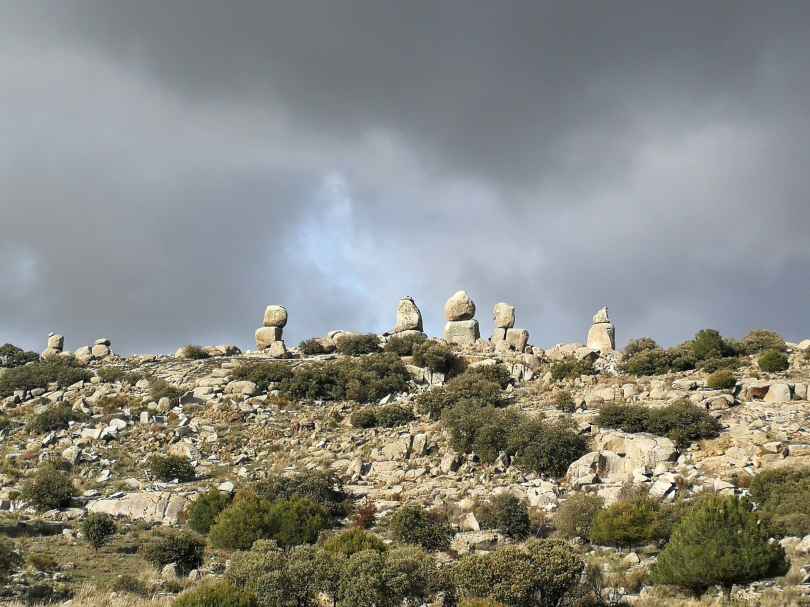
[
  {"x1": 742, "y1": 330, "x2": 787, "y2": 355},
  {"x1": 0, "y1": 358, "x2": 92, "y2": 396},
  {"x1": 122, "y1": 371, "x2": 149, "y2": 385},
  {"x1": 280, "y1": 353, "x2": 410, "y2": 403},
  {"x1": 0, "y1": 343, "x2": 39, "y2": 368},
  {"x1": 232, "y1": 362, "x2": 293, "y2": 392},
  {"x1": 554, "y1": 390, "x2": 576, "y2": 413},
  {"x1": 451, "y1": 540, "x2": 583, "y2": 607},
  {"x1": 141, "y1": 530, "x2": 205, "y2": 574},
  {"x1": 387, "y1": 503, "x2": 453, "y2": 551},
  {"x1": 590, "y1": 494, "x2": 670, "y2": 548},
  {"x1": 350, "y1": 404, "x2": 414, "y2": 428},
  {"x1": 349, "y1": 408, "x2": 377, "y2": 428},
  {"x1": 463, "y1": 364, "x2": 512, "y2": 389},
  {"x1": 209, "y1": 495, "x2": 332, "y2": 550},
  {"x1": 27, "y1": 403, "x2": 84, "y2": 433},
  {"x1": 554, "y1": 492, "x2": 604, "y2": 540},
  {"x1": 624, "y1": 338, "x2": 658, "y2": 357},
  {"x1": 253, "y1": 471, "x2": 348, "y2": 517},
  {"x1": 596, "y1": 400, "x2": 721, "y2": 448},
  {"x1": 336, "y1": 333, "x2": 381, "y2": 356},
  {"x1": 550, "y1": 357, "x2": 595, "y2": 381},
  {"x1": 651, "y1": 495, "x2": 789, "y2": 595},
  {"x1": 148, "y1": 378, "x2": 184, "y2": 402},
  {"x1": 758, "y1": 349, "x2": 789, "y2": 372},
  {"x1": 21, "y1": 464, "x2": 74, "y2": 511},
  {"x1": 81, "y1": 513, "x2": 116, "y2": 549},
  {"x1": 175, "y1": 580, "x2": 257, "y2": 607},
  {"x1": 299, "y1": 338, "x2": 328, "y2": 355},
  {"x1": 0, "y1": 415, "x2": 11, "y2": 433},
  {"x1": 148, "y1": 454, "x2": 196, "y2": 482},
  {"x1": 442, "y1": 401, "x2": 517, "y2": 461},
  {"x1": 748, "y1": 467, "x2": 810, "y2": 536},
  {"x1": 474, "y1": 494, "x2": 531, "y2": 539},
  {"x1": 0, "y1": 538, "x2": 22, "y2": 582},
  {"x1": 323, "y1": 527, "x2": 387, "y2": 555},
  {"x1": 690, "y1": 329, "x2": 737, "y2": 361},
  {"x1": 179, "y1": 345, "x2": 210, "y2": 360},
  {"x1": 96, "y1": 367, "x2": 125, "y2": 383},
  {"x1": 187, "y1": 488, "x2": 233, "y2": 534},
  {"x1": 412, "y1": 340, "x2": 462, "y2": 374},
  {"x1": 110, "y1": 573, "x2": 151, "y2": 596},
  {"x1": 416, "y1": 373, "x2": 504, "y2": 420},
  {"x1": 696, "y1": 356, "x2": 741, "y2": 373},
  {"x1": 385, "y1": 332, "x2": 427, "y2": 356},
  {"x1": 507, "y1": 418, "x2": 589, "y2": 478},
  {"x1": 706, "y1": 369, "x2": 736, "y2": 390}
]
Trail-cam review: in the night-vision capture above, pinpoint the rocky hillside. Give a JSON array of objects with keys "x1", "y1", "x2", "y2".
[{"x1": 2, "y1": 297, "x2": 810, "y2": 606}]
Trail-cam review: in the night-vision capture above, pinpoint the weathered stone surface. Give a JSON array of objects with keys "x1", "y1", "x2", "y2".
[
  {"x1": 764, "y1": 383, "x2": 793, "y2": 403},
  {"x1": 444, "y1": 291, "x2": 476, "y2": 321},
  {"x1": 587, "y1": 322, "x2": 615, "y2": 353},
  {"x1": 444, "y1": 320, "x2": 480, "y2": 345},
  {"x1": 87, "y1": 492, "x2": 189, "y2": 524},
  {"x1": 263, "y1": 305, "x2": 288, "y2": 328},
  {"x1": 505, "y1": 328, "x2": 529, "y2": 352},
  {"x1": 255, "y1": 326, "x2": 283, "y2": 350},
  {"x1": 91, "y1": 344, "x2": 111, "y2": 358},
  {"x1": 492, "y1": 303, "x2": 516, "y2": 329},
  {"x1": 74, "y1": 346, "x2": 93, "y2": 364},
  {"x1": 268, "y1": 340, "x2": 289, "y2": 358},
  {"x1": 226, "y1": 380, "x2": 258, "y2": 396},
  {"x1": 47, "y1": 334, "x2": 64, "y2": 350},
  {"x1": 593, "y1": 307, "x2": 610, "y2": 324},
  {"x1": 394, "y1": 297, "x2": 423, "y2": 333},
  {"x1": 491, "y1": 327, "x2": 507, "y2": 342}
]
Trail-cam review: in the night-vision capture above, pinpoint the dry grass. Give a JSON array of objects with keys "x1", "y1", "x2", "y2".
[{"x1": 3, "y1": 584, "x2": 173, "y2": 606}]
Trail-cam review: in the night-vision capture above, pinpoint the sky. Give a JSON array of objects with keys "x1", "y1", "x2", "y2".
[{"x1": 1, "y1": 2, "x2": 809, "y2": 355}]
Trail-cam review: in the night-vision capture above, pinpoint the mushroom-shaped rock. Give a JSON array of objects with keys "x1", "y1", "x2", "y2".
[
  {"x1": 263, "y1": 305, "x2": 288, "y2": 328},
  {"x1": 444, "y1": 290, "x2": 476, "y2": 321}
]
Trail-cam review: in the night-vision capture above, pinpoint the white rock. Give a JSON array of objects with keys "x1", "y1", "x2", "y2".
[
  {"x1": 444, "y1": 290, "x2": 476, "y2": 321},
  {"x1": 263, "y1": 305, "x2": 289, "y2": 328}
]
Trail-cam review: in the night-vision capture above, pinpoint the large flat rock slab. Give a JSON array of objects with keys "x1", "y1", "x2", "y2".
[{"x1": 87, "y1": 491, "x2": 188, "y2": 524}]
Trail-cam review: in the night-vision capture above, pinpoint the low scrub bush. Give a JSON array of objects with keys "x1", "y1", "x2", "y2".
[
  {"x1": 385, "y1": 332, "x2": 427, "y2": 356},
  {"x1": 27, "y1": 403, "x2": 85, "y2": 433},
  {"x1": 550, "y1": 357, "x2": 595, "y2": 381},
  {"x1": 148, "y1": 454, "x2": 196, "y2": 482},
  {"x1": 387, "y1": 503, "x2": 454, "y2": 551},
  {"x1": 336, "y1": 333, "x2": 381, "y2": 355},
  {"x1": 0, "y1": 538, "x2": 22, "y2": 582},
  {"x1": 706, "y1": 369, "x2": 737, "y2": 389},
  {"x1": 651, "y1": 495, "x2": 789, "y2": 595},
  {"x1": 742, "y1": 330, "x2": 787, "y2": 355},
  {"x1": 463, "y1": 364, "x2": 512, "y2": 388},
  {"x1": 0, "y1": 343, "x2": 39, "y2": 368},
  {"x1": 81, "y1": 512, "x2": 116, "y2": 549},
  {"x1": 280, "y1": 353, "x2": 410, "y2": 403},
  {"x1": 690, "y1": 328, "x2": 738, "y2": 361},
  {"x1": 351, "y1": 404, "x2": 414, "y2": 428},
  {"x1": 474, "y1": 494, "x2": 531, "y2": 539},
  {"x1": 554, "y1": 492, "x2": 605, "y2": 540},
  {"x1": 323, "y1": 527, "x2": 387, "y2": 555},
  {"x1": 624, "y1": 337, "x2": 658, "y2": 357},
  {"x1": 554, "y1": 390, "x2": 576, "y2": 413},
  {"x1": 96, "y1": 367, "x2": 125, "y2": 383},
  {"x1": 141, "y1": 530, "x2": 205, "y2": 574},
  {"x1": 507, "y1": 417, "x2": 589, "y2": 478},
  {"x1": 232, "y1": 361, "x2": 293, "y2": 391},
  {"x1": 416, "y1": 372, "x2": 503, "y2": 420},
  {"x1": 95, "y1": 393, "x2": 142, "y2": 413},
  {"x1": 0, "y1": 358, "x2": 92, "y2": 396},
  {"x1": 148, "y1": 378, "x2": 184, "y2": 402},
  {"x1": 412, "y1": 340, "x2": 462, "y2": 374},
  {"x1": 758, "y1": 349, "x2": 789, "y2": 372},
  {"x1": 179, "y1": 345, "x2": 210, "y2": 360},
  {"x1": 596, "y1": 400, "x2": 721, "y2": 448},
  {"x1": 21, "y1": 464, "x2": 75, "y2": 511},
  {"x1": 187, "y1": 488, "x2": 233, "y2": 534},
  {"x1": 299, "y1": 338, "x2": 328, "y2": 355},
  {"x1": 175, "y1": 580, "x2": 257, "y2": 607},
  {"x1": 253, "y1": 471, "x2": 348, "y2": 517},
  {"x1": 696, "y1": 355, "x2": 742, "y2": 373},
  {"x1": 748, "y1": 467, "x2": 810, "y2": 536},
  {"x1": 590, "y1": 494, "x2": 671, "y2": 548}
]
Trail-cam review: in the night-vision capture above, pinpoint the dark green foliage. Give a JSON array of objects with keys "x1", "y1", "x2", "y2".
[
  {"x1": 0, "y1": 358, "x2": 92, "y2": 396},
  {"x1": 208, "y1": 494, "x2": 332, "y2": 550},
  {"x1": 442, "y1": 400, "x2": 514, "y2": 458},
  {"x1": 336, "y1": 333, "x2": 381, "y2": 355},
  {"x1": 96, "y1": 367, "x2": 125, "y2": 383},
  {"x1": 280, "y1": 353, "x2": 410, "y2": 403},
  {"x1": 621, "y1": 348, "x2": 673, "y2": 376},
  {"x1": 696, "y1": 356, "x2": 741, "y2": 373},
  {"x1": 81, "y1": 513, "x2": 116, "y2": 549},
  {"x1": 507, "y1": 418, "x2": 589, "y2": 478},
  {"x1": 0, "y1": 537, "x2": 22, "y2": 582},
  {"x1": 596, "y1": 400, "x2": 721, "y2": 448},
  {"x1": 351, "y1": 404, "x2": 415, "y2": 428},
  {"x1": 299, "y1": 338, "x2": 328, "y2": 355},
  {"x1": 758, "y1": 349, "x2": 789, "y2": 372},
  {"x1": 253, "y1": 471, "x2": 348, "y2": 518},
  {"x1": 624, "y1": 338, "x2": 658, "y2": 357},
  {"x1": 323, "y1": 528, "x2": 387, "y2": 555},
  {"x1": 706, "y1": 369, "x2": 736, "y2": 390},
  {"x1": 148, "y1": 378, "x2": 184, "y2": 402},
  {"x1": 148, "y1": 454, "x2": 196, "y2": 482},
  {"x1": 232, "y1": 361, "x2": 293, "y2": 392},
  {"x1": 554, "y1": 492, "x2": 604, "y2": 540},
  {"x1": 141, "y1": 530, "x2": 205, "y2": 574},
  {"x1": 748, "y1": 467, "x2": 810, "y2": 536},
  {"x1": 180, "y1": 345, "x2": 210, "y2": 360},
  {"x1": 651, "y1": 496, "x2": 789, "y2": 594},
  {"x1": 385, "y1": 332, "x2": 427, "y2": 356},
  {"x1": 474, "y1": 494, "x2": 531, "y2": 539},
  {"x1": 187, "y1": 488, "x2": 233, "y2": 534},
  {"x1": 554, "y1": 390, "x2": 576, "y2": 413},
  {"x1": 411, "y1": 340, "x2": 462, "y2": 374},
  {"x1": 0, "y1": 343, "x2": 39, "y2": 368},
  {"x1": 451, "y1": 540, "x2": 583, "y2": 607},
  {"x1": 742, "y1": 330, "x2": 787, "y2": 355},
  {"x1": 690, "y1": 329, "x2": 737, "y2": 361},
  {"x1": 416, "y1": 372, "x2": 503, "y2": 420},
  {"x1": 387, "y1": 503, "x2": 454, "y2": 551},
  {"x1": 21, "y1": 464, "x2": 74, "y2": 511},
  {"x1": 0, "y1": 415, "x2": 11, "y2": 433},
  {"x1": 175, "y1": 580, "x2": 258, "y2": 607},
  {"x1": 550, "y1": 357, "x2": 595, "y2": 381},
  {"x1": 27, "y1": 403, "x2": 84, "y2": 433},
  {"x1": 590, "y1": 495, "x2": 670, "y2": 548}
]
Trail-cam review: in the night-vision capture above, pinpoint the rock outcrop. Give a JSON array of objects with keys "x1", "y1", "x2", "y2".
[
  {"x1": 586, "y1": 306, "x2": 616, "y2": 353},
  {"x1": 443, "y1": 291, "x2": 479, "y2": 345},
  {"x1": 491, "y1": 302, "x2": 530, "y2": 353},
  {"x1": 255, "y1": 305, "x2": 288, "y2": 355},
  {"x1": 393, "y1": 297, "x2": 423, "y2": 334},
  {"x1": 41, "y1": 333, "x2": 64, "y2": 359}
]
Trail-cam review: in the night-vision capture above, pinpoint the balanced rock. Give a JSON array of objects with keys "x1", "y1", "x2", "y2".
[
  {"x1": 394, "y1": 297, "x2": 423, "y2": 333},
  {"x1": 263, "y1": 305, "x2": 288, "y2": 328},
  {"x1": 444, "y1": 320, "x2": 480, "y2": 346},
  {"x1": 586, "y1": 306, "x2": 615, "y2": 353},
  {"x1": 256, "y1": 327, "x2": 283, "y2": 350},
  {"x1": 47, "y1": 334, "x2": 64, "y2": 350},
  {"x1": 493, "y1": 303, "x2": 515, "y2": 329},
  {"x1": 444, "y1": 291, "x2": 476, "y2": 321}
]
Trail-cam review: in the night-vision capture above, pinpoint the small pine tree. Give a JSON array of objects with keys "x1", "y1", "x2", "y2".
[{"x1": 651, "y1": 495, "x2": 789, "y2": 596}]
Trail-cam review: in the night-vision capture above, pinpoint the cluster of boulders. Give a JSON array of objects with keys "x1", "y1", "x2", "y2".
[
  {"x1": 443, "y1": 291, "x2": 480, "y2": 345},
  {"x1": 41, "y1": 333, "x2": 65, "y2": 359},
  {"x1": 586, "y1": 306, "x2": 616, "y2": 352},
  {"x1": 255, "y1": 305, "x2": 288, "y2": 357},
  {"x1": 491, "y1": 302, "x2": 530, "y2": 353},
  {"x1": 74, "y1": 338, "x2": 112, "y2": 364}
]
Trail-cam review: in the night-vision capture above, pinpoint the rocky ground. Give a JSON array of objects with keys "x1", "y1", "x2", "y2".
[{"x1": 2, "y1": 329, "x2": 810, "y2": 606}]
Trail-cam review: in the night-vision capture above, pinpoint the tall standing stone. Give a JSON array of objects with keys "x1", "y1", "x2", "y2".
[
  {"x1": 586, "y1": 306, "x2": 616, "y2": 353},
  {"x1": 393, "y1": 297, "x2": 423, "y2": 333},
  {"x1": 444, "y1": 291, "x2": 479, "y2": 345},
  {"x1": 42, "y1": 333, "x2": 64, "y2": 359},
  {"x1": 256, "y1": 305, "x2": 287, "y2": 351}
]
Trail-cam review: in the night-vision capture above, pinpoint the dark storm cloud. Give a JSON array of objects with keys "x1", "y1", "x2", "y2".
[{"x1": 1, "y1": 1, "x2": 809, "y2": 353}]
